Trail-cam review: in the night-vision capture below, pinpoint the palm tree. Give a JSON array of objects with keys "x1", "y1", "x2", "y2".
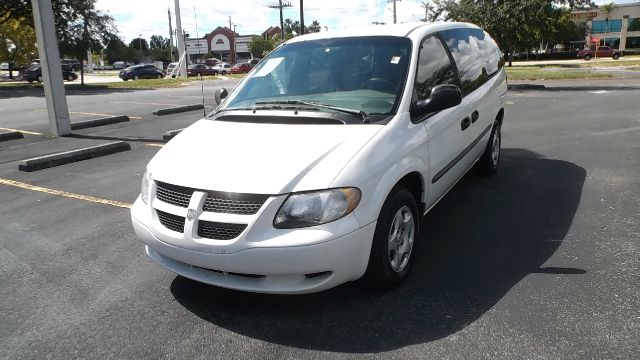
[{"x1": 600, "y1": 2, "x2": 617, "y2": 49}]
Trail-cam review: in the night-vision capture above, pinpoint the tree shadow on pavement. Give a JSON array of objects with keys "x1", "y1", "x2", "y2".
[
  {"x1": 0, "y1": 85, "x2": 143, "y2": 99},
  {"x1": 170, "y1": 148, "x2": 586, "y2": 353}
]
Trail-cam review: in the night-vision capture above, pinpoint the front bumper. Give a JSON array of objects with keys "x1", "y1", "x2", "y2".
[{"x1": 131, "y1": 197, "x2": 376, "y2": 294}]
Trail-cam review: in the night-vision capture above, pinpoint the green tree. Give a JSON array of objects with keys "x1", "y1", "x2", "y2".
[
  {"x1": 104, "y1": 35, "x2": 136, "y2": 63},
  {"x1": 129, "y1": 37, "x2": 149, "y2": 52},
  {"x1": 282, "y1": 18, "x2": 321, "y2": 35},
  {"x1": 432, "y1": 0, "x2": 596, "y2": 66},
  {"x1": 150, "y1": 35, "x2": 169, "y2": 50},
  {"x1": 1, "y1": 0, "x2": 115, "y2": 84},
  {"x1": 248, "y1": 36, "x2": 275, "y2": 58},
  {"x1": 0, "y1": 17, "x2": 38, "y2": 79}
]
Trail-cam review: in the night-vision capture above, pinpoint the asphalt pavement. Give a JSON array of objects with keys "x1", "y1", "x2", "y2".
[{"x1": 0, "y1": 80, "x2": 638, "y2": 359}]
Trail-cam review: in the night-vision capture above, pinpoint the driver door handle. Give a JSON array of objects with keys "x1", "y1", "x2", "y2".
[
  {"x1": 471, "y1": 110, "x2": 479, "y2": 123},
  {"x1": 461, "y1": 117, "x2": 471, "y2": 131}
]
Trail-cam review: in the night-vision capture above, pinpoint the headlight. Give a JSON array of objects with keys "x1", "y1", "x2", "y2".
[
  {"x1": 274, "y1": 188, "x2": 361, "y2": 229},
  {"x1": 141, "y1": 170, "x2": 152, "y2": 204}
]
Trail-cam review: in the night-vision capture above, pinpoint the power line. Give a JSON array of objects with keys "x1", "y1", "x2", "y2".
[{"x1": 267, "y1": 1, "x2": 292, "y2": 40}]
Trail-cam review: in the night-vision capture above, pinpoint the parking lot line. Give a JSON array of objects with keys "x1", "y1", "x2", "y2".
[
  {"x1": 0, "y1": 178, "x2": 132, "y2": 209},
  {"x1": 145, "y1": 143, "x2": 164, "y2": 147},
  {"x1": 35, "y1": 109, "x2": 142, "y2": 120},
  {"x1": 110, "y1": 101, "x2": 181, "y2": 107},
  {"x1": 0, "y1": 127, "x2": 44, "y2": 136}
]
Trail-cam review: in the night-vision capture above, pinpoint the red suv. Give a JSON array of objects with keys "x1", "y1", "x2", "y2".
[
  {"x1": 577, "y1": 46, "x2": 621, "y2": 61},
  {"x1": 230, "y1": 62, "x2": 251, "y2": 74}
]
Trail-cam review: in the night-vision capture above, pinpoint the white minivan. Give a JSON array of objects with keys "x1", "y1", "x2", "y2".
[{"x1": 131, "y1": 22, "x2": 507, "y2": 294}]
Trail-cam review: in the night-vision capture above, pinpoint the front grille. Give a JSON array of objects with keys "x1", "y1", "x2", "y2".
[
  {"x1": 203, "y1": 193, "x2": 268, "y2": 215},
  {"x1": 197, "y1": 221, "x2": 246, "y2": 240},
  {"x1": 155, "y1": 181, "x2": 193, "y2": 208},
  {"x1": 155, "y1": 181, "x2": 269, "y2": 215},
  {"x1": 157, "y1": 210, "x2": 185, "y2": 233}
]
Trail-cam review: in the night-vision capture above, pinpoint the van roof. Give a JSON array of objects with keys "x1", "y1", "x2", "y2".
[{"x1": 287, "y1": 22, "x2": 480, "y2": 44}]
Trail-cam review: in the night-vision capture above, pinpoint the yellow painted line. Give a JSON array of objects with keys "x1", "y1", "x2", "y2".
[
  {"x1": 0, "y1": 127, "x2": 44, "y2": 136},
  {"x1": 0, "y1": 178, "x2": 132, "y2": 209},
  {"x1": 110, "y1": 101, "x2": 181, "y2": 107},
  {"x1": 145, "y1": 143, "x2": 164, "y2": 147},
  {"x1": 35, "y1": 109, "x2": 142, "y2": 119}
]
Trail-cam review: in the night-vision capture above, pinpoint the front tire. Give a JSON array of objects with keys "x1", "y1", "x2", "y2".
[
  {"x1": 134, "y1": 75, "x2": 139, "y2": 81},
  {"x1": 362, "y1": 187, "x2": 418, "y2": 290},
  {"x1": 584, "y1": 54, "x2": 592, "y2": 61},
  {"x1": 476, "y1": 120, "x2": 501, "y2": 176},
  {"x1": 612, "y1": 53, "x2": 620, "y2": 60}
]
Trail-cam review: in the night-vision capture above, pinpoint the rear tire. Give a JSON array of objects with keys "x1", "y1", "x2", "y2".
[
  {"x1": 67, "y1": 74, "x2": 74, "y2": 81},
  {"x1": 584, "y1": 54, "x2": 592, "y2": 61},
  {"x1": 37, "y1": 75, "x2": 43, "y2": 82},
  {"x1": 476, "y1": 120, "x2": 501, "y2": 176},
  {"x1": 134, "y1": 75, "x2": 139, "y2": 81},
  {"x1": 612, "y1": 53, "x2": 620, "y2": 60},
  {"x1": 361, "y1": 187, "x2": 418, "y2": 291},
  {"x1": 157, "y1": 74, "x2": 163, "y2": 79}
]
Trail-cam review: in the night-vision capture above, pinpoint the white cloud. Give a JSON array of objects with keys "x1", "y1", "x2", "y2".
[
  {"x1": 97, "y1": 0, "x2": 632, "y2": 43},
  {"x1": 95, "y1": 0, "x2": 433, "y2": 42}
]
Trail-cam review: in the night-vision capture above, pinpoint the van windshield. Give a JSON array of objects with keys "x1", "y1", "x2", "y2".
[{"x1": 220, "y1": 36, "x2": 412, "y2": 119}]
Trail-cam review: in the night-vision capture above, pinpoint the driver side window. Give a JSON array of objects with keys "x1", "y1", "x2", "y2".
[{"x1": 414, "y1": 35, "x2": 459, "y2": 101}]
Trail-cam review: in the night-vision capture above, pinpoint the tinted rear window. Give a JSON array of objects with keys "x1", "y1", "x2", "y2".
[{"x1": 440, "y1": 28, "x2": 504, "y2": 95}]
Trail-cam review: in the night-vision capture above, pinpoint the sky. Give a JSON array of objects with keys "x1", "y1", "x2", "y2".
[{"x1": 95, "y1": 0, "x2": 637, "y2": 43}]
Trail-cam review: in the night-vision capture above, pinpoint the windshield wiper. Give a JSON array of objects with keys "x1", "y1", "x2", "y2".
[{"x1": 254, "y1": 100, "x2": 370, "y2": 124}]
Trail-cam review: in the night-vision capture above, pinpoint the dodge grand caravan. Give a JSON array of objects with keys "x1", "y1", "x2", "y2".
[{"x1": 131, "y1": 22, "x2": 507, "y2": 294}]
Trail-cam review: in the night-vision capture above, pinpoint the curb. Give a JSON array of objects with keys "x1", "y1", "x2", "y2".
[
  {"x1": 153, "y1": 104, "x2": 204, "y2": 116},
  {"x1": 0, "y1": 131, "x2": 24, "y2": 142},
  {"x1": 18, "y1": 141, "x2": 131, "y2": 172},
  {"x1": 163, "y1": 129, "x2": 184, "y2": 141},
  {"x1": 70, "y1": 116, "x2": 130, "y2": 130},
  {"x1": 507, "y1": 84, "x2": 546, "y2": 90}
]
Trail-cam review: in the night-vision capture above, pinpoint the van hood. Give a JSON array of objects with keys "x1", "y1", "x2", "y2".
[{"x1": 148, "y1": 119, "x2": 382, "y2": 195}]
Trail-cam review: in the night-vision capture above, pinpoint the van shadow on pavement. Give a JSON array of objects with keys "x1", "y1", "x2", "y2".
[{"x1": 170, "y1": 148, "x2": 586, "y2": 353}]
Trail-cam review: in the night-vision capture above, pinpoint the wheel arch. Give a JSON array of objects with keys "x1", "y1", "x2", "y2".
[
  {"x1": 354, "y1": 158, "x2": 428, "y2": 228},
  {"x1": 496, "y1": 107, "x2": 505, "y2": 126}
]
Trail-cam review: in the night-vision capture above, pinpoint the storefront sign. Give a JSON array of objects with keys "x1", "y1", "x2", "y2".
[{"x1": 571, "y1": 11, "x2": 598, "y2": 19}]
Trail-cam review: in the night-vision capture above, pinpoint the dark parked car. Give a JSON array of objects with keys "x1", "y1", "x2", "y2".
[
  {"x1": 61, "y1": 59, "x2": 81, "y2": 71},
  {"x1": 187, "y1": 64, "x2": 219, "y2": 77},
  {"x1": 20, "y1": 64, "x2": 78, "y2": 83},
  {"x1": 578, "y1": 46, "x2": 621, "y2": 60},
  {"x1": 119, "y1": 64, "x2": 164, "y2": 80},
  {"x1": 230, "y1": 62, "x2": 252, "y2": 74}
]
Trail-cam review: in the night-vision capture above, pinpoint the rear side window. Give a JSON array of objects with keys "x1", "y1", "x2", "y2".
[
  {"x1": 414, "y1": 35, "x2": 459, "y2": 101},
  {"x1": 440, "y1": 28, "x2": 504, "y2": 95}
]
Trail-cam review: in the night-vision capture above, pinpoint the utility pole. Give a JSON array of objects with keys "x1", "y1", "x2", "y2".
[
  {"x1": 168, "y1": 8, "x2": 175, "y2": 62},
  {"x1": 30, "y1": 0, "x2": 71, "y2": 136},
  {"x1": 267, "y1": 1, "x2": 292, "y2": 40},
  {"x1": 389, "y1": 0, "x2": 401, "y2": 24},
  {"x1": 299, "y1": 0, "x2": 304, "y2": 35},
  {"x1": 229, "y1": 16, "x2": 235, "y2": 64},
  {"x1": 174, "y1": 0, "x2": 186, "y2": 77}
]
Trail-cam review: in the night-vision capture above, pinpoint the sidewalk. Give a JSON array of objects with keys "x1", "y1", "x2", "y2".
[
  {"x1": 508, "y1": 78, "x2": 640, "y2": 90},
  {"x1": 511, "y1": 56, "x2": 640, "y2": 67}
]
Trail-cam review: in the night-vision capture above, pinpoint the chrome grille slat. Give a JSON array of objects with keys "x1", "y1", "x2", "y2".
[
  {"x1": 157, "y1": 210, "x2": 185, "y2": 233},
  {"x1": 155, "y1": 182, "x2": 193, "y2": 208},
  {"x1": 155, "y1": 181, "x2": 269, "y2": 215},
  {"x1": 202, "y1": 198, "x2": 264, "y2": 214},
  {"x1": 197, "y1": 221, "x2": 246, "y2": 240}
]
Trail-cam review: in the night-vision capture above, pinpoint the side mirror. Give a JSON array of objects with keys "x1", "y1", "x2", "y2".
[
  {"x1": 411, "y1": 84, "x2": 462, "y2": 119},
  {"x1": 214, "y1": 88, "x2": 228, "y2": 106}
]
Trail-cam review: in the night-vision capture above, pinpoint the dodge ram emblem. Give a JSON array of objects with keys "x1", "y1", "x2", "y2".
[{"x1": 187, "y1": 209, "x2": 196, "y2": 221}]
